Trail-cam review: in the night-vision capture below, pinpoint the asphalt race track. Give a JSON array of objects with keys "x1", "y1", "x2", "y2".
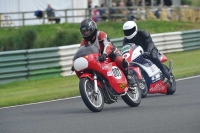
[{"x1": 0, "y1": 76, "x2": 200, "y2": 133}]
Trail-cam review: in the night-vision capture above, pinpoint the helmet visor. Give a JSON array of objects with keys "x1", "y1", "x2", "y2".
[
  {"x1": 123, "y1": 26, "x2": 136, "y2": 36},
  {"x1": 80, "y1": 27, "x2": 93, "y2": 37}
]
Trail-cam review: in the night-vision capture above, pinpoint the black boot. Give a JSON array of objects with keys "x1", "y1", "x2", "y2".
[
  {"x1": 162, "y1": 68, "x2": 171, "y2": 84},
  {"x1": 124, "y1": 69, "x2": 137, "y2": 86}
]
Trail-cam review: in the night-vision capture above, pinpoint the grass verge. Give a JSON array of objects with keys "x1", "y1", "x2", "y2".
[{"x1": 0, "y1": 49, "x2": 200, "y2": 108}]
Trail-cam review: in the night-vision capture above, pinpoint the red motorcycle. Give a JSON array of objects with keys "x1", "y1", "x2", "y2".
[
  {"x1": 121, "y1": 43, "x2": 176, "y2": 98},
  {"x1": 72, "y1": 44, "x2": 141, "y2": 112}
]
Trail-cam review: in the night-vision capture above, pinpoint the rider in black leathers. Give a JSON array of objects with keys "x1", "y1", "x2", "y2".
[{"x1": 122, "y1": 21, "x2": 171, "y2": 84}]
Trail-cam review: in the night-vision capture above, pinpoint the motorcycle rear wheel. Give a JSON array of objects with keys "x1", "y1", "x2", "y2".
[{"x1": 79, "y1": 77, "x2": 104, "y2": 112}]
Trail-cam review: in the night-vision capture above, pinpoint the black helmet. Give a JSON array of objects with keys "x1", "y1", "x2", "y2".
[{"x1": 80, "y1": 19, "x2": 97, "y2": 41}]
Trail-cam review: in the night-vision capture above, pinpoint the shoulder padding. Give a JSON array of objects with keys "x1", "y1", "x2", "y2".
[
  {"x1": 138, "y1": 30, "x2": 150, "y2": 38},
  {"x1": 80, "y1": 39, "x2": 88, "y2": 46},
  {"x1": 98, "y1": 31, "x2": 107, "y2": 40}
]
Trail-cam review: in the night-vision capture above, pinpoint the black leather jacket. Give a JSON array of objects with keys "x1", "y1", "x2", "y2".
[{"x1": 123, "y1": 30, "x2": 156, "y2": 52}]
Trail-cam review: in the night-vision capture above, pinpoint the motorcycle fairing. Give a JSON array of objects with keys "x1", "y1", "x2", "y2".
[
  {"x1": 122, "y1": 43, "x2": 168, "y2": 63},
  {"x1": 122, "y1": 44, "x2": 161, "y2": 78},
  {"x1": 121, "y1": 44, "x2": 138, "y2": 63},
  {"x1": 129, "y1": 66, "x2": 142, "y2": 80},
  {"x1": 148, "y1": 80, "x2": 168, "y2": 94},
  {"x1": 73, "y1": 57, "x2": 89, "y2": 71},
  {"x1": 100, "y1": 62, "x2": 128, "y2": 94},
  {"x1": 158, "y1": 52, "x2": 167, "y2": 63},
  {"x1": 131, "y1": 60, "x2": 160, "y2": 78},
  {"x1": 73, "y1": 45, "x2": 99, "y2": 61},
  {"x1": 151, "y1": 72, "x2": 162, "y2": 83},
  {"x1": 73, "y1": 43, "x2": 130, "y2": 94},
  {"x1": 122, "y1": 43, "x2": 169, "y2": 94},
  {"x1": 132, "y1": 62, "x2": 162, "y2": 84}
]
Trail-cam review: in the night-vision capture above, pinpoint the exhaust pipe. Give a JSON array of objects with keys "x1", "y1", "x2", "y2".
[{"x1": 169, "y1": 60, "x2": 173, "y2": 72}]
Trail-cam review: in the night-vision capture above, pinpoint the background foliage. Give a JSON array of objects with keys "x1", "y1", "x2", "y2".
[
  {"x1": 181, "y1": 0, "x2": 200, "y2": 6},
  {"x1": 0, "y1": 20, "x2": 200, "y2": 51}
]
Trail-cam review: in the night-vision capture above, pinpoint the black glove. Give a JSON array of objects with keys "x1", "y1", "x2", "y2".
[
  {"x1": 71, "y1": 66, "x2": 74, "y2": 71},
  {"x1": 99, "y1": 54, "x2": 107, "y2": 62},
  {"x1": 142, "y1": 52, "x2": 150, "y2": 58}
]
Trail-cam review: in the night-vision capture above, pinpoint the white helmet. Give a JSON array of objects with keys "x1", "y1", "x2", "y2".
[{"x1": 123, "y1": 21, "x2": 138, "y2": 39}]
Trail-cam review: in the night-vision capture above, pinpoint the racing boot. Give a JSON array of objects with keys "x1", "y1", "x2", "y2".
[
  {"x1": 163, "y1": 78, "x2": 169, "y2": 85},
  {"x1": 162, "y1": 68, "x2": 171, "y2": 84},
  {"x1": 124, "y1": 69, "x2": 137, "y2": 86}
]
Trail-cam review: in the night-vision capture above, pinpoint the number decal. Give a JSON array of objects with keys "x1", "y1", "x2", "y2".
[
  {"x1": 122, "y1": 53, "x2": 130, "y2": 59},
  {"x1": 112, "y1": 66, "x2": 122, "y2": 79}
]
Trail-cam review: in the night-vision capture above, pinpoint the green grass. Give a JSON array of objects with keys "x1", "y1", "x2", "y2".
[
  {"x1": 0, "y1": 76, "x2": 79, "y2": 107},
  {"x1": 164, "y1": 49, "x2": 200, "y2": 78},
  {"x1": 97, "y1": 20, "x2": 200, "y2": 38},
  {"x1": 0, "y1": 49, "x2": 200, "y2": 108}
]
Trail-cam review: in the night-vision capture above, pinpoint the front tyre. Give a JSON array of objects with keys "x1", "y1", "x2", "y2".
[
  {"x1": 139, "y1": 76, "x2": 148, "y2": 98},
  {"x1": 79, "y1": 77, "x2": 104, "y2": 112},
  {"x1": 121, "y1": 79, "x2": 141, "y2": 107}
]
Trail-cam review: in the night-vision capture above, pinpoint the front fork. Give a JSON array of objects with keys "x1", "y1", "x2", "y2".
[{"x1": 93, "y1": 72, "x2": 99, "y2": 94}]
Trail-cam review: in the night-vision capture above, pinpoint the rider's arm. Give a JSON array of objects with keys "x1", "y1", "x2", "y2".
[
  {"x1": 123, "y1": 38, "x2": 128, "y2": 46},
  {"x1": 80, "y1": 39, "x2": 87, "y2": 47},
  {"x1": 98, "y1": 31, "x2": 113, "y2": 56},
  {"x1": 140, "y1": 30, "x2": 155, "y2": 52}
]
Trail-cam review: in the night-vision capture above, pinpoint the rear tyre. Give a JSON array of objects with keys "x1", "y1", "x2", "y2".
[
  {"x1": 79, "y1": 77, "x2": 104, "y2": 112},
  {"x1": 121, "y1": 78, "x2": 141, "y2": 107},
  {"x1": 163, "y1": 65, "x2": 176, "y2": 95}
]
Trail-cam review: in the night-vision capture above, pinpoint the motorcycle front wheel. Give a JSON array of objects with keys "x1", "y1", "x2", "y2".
[
  {"x1": 121, "y1": 81, "x2": 141, "y2": 107},
  {"x1": 139, "y1": 76, "x2": 148, "y2": 98},
  {"x1": 79, "y1": 77, "x2": 104, "y2": 112},
  {"x1": 163, "y1": 65, "x2": 176, "y2": 95}
]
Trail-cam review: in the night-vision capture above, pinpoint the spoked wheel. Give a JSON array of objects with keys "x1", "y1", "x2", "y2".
[
  {"x1": 138, "y1": 76, "x2": 148, "y2": 98},
  {"x1": 163, "y1": 65, "x2": 176, "y2": 95},
  {"x1": 121, "y1": 79, "x2": 141, "y2": 107},
  {"x1": 79, "y1": 77, "x2": 104, "y2": 112}
]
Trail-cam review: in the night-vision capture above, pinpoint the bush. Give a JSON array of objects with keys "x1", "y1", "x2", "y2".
[
  {"x1": 23, "y1": 28, "x2": 37, "y2": 49},
  {"x1": 0, "y1": 25, "x2": 81, "y2": 51},
  {"x1": 14, "y1": 28, "x2": 37, "y2": 50},
  {"x1": 1, "y1": 36, "x2": 15, "y2": 51},
  {"x1": 0, "y1": 20, "x2": 200, "y2": 51},
  {"x1": 0, "y1": 28, "x2": 37, "y2": 51},
  {"x1": 181, "y1": 0, "x2": 192, "y2": 5},
  {"x1": 48, "y1": 28, "x2": 81, "y2": 47}
]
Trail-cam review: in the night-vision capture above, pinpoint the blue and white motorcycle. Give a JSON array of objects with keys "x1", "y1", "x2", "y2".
[{"x1": 121, "y1": 43, "x2": 176, "y2": 98}]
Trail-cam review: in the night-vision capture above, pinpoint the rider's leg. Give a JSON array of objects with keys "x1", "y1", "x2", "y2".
[
  {"x1": 113, "y1": 55, "x2": 136, "y2": 86},
  {"x1": 149, "y1": 48, "x2": 171, "y2": 84}
]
